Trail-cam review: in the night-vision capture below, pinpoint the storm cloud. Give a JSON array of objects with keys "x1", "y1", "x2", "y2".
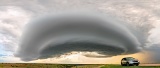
[{"x1": 15, "y1": 12, "x2": 145, "y2": 61}]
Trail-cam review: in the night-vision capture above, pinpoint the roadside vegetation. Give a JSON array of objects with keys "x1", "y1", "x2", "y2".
[
  {"x1": 1, "y1": 63, "x2": 160, "y2": 68},
  {"x1": 0, "y1": 63, "x2": 77, "y2": 68},
  {"x1": 100, "y1": 64, "x2": 160, "y2": 68}
]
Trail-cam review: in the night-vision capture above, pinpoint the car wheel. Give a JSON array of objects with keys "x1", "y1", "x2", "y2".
[
  {"x1": 121, "y1": 64, "x2": 125, "y2": 66},
  {"x1": 136, "y1": 64, "x2": 139, "y2": 66},
  {"x1": 121, "y1": 62, "x2": 124, "y2": 66},
  {"x1": 126, "y1": 62, "x2": 129, "y2": 66}
]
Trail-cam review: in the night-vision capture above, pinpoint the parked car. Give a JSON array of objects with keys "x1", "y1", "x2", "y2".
[{"x1": 121, "y1": 57, "x2": 140, "y2": 66}]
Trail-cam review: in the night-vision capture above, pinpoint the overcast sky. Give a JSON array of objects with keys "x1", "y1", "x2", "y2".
[{"x1": 0, "y1": 0, "x2": 160, "y2": 64}]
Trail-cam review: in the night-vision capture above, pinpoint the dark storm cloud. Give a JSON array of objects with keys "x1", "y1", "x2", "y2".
[{"x1": 15, "y1": 12, "x2": 145, "y2": 61}]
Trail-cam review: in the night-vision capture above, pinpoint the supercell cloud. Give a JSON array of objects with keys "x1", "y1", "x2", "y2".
[{"x1": 15, "y1": 12, "x2": 145, "y2": 61}]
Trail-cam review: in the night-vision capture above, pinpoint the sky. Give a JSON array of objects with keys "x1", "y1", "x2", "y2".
[{"x1": 0, "y1": 0, "x2": 160, "y2": 64}]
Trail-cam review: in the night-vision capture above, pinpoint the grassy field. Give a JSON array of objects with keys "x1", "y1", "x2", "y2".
[
  {"x1": 100, "y1": 64, "x2": 160, "y2": 68},
  {"x1": 0, "y1": 63, "x2": 160, "y2": 68},
  {"x1": 0, "y1": 63, "x2": 79, "y2": 68}
]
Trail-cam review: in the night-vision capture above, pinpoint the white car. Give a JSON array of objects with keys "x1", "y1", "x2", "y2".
[{"x1": 121, "y1": 57, "x2": 140, "y2": 66}]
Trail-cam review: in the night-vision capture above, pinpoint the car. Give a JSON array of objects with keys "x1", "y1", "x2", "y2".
[{"x1": 121, "y1": 57, "x2": 140, "y2": 66}]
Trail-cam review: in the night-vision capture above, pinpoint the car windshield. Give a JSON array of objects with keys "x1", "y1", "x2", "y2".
[{"x1": 127, "y1": 57, "x2": 135, "y2": 60}]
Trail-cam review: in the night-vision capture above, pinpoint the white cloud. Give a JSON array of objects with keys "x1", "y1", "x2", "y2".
[{"x1": 0, "y1": 6, "x2": 31, "y2": 51}]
